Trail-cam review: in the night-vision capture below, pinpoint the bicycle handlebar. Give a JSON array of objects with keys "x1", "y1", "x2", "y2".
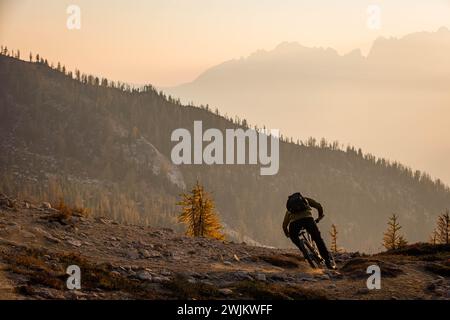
[{"x1": 315, "y1": 215, "x2": 324, "y2": 223}]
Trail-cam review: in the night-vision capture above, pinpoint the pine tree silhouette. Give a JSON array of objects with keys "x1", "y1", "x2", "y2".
[
  {"x1": 177, "y1": 181, "x2": 224, "y2": 240},
  {"x1": 382, "y1": 213, "x2": 407, "y2": 250}
]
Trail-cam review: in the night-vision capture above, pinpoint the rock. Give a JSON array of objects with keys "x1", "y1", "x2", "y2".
[
  {"x1": 67, "y1": 239, "x2": 82, "y2": 247},
  {"x1": 139, "y1": 249, "x2": 151, "y2": 258},
  {"x1": 297, "y1": 272, "x2": 313, "y2": 279},
  {"x1": 326, "y1": 271, "x2": 344, "y2": 279},
  {"x1": 233, "y1": 254, "x2": 240, "y2": 262},
  {"x1": 162, "y1": 251, "x2": 173, "y2": 258},
  {"x1": 432, "y1": 278, "x2": 444, "y2": 285},
  {"x1": 71, "y1": 290, "x2": 88, "y2": 300},
  {"x1": 427, "y1": 283, "x2": 436, "y2": 291},
  {"x1": 151, "y1": 251, "x2": 163, "y2": 258},
  {"x1": 110, "y1": 271, "x2": 121, "y2": 277},
  {"x1": 357, "y1": 288, "x2": 370, "y2": 295},
  {"x1": 187, "y1": 277, "x2": 196, "y2": 284},
  {"x1": 286, "y1": 276, "x2": 296, "y2": 282},
  {"x1": 152, "y1": 276, "x2": 170, "y2": 283},
  {"x1": 98, "y1": 218, "x2": 109, "y2": 225},
  {"x1": 161, "y1": 270, "x2": 172, "y2": 276},
  {"x1": 223, "y1": 261, "x2": 232, "y2": 266},
  {"x1": 318, "y1": 274, "x2": 330, "y2": 280},
  {"x1": 41, "y1": 202, "x2": 52, "y2": 209},
  {"x1": 255, "y1": 273, "x2": 267, "y2": 281},
  {"x1": 136, "y1": 271, "x2": 152, "y2": 281},
  {"x1": 218, "y1": 288, "x2": 233, "y2": 296},
  {"x1": 435, "y1": 288, "x2": 446, "y2": 296},
  {"x1": 21, "y1": 230, "x2": 36, "y2": 239},
  {"x1": 38, "y1": 288, "x2": 65, "y2": 299},
  {"x1": 45, "y1": 234, "x2": 61, "y2": 243},
  {"x1": 327, "y1": 284, "x2": 337, "y2": 289},
  {"x1": 127, "y1": 250, "x2": 140, "y2": 260},
  {"x1": 298, "y1": 277, "x2": 315, "y2": 281},
  {"x1": 299, "y1": 277, "x2": 316, "y2": 282},
  {"x1": 235, "y1": 271, "x2": 253, "y2": 281}
]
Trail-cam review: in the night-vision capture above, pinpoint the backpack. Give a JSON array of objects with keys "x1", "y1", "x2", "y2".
[{"x1": 286, "y1": 192, "x2": 310, "y2": 213}]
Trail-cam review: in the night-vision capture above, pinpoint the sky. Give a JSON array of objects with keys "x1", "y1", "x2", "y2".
[{"x1": 1, "y1": 0, "x2": 450, "y2": 87}]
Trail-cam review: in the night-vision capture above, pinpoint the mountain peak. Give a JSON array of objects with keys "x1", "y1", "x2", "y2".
[
  {"x1": 274, "y1": 41, "x2": 308, "y2": 52},
  {"x1": 437, "y1": 26, "x2": 450, "y2": 34}
]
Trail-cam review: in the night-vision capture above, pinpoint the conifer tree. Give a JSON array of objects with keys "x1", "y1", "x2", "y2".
[
  {"x1": 177, "y1": 181, "x2": 224, "y2": 240},
  {"x1": 436, "y1": 210, "x2": 450, "y2": 244},
  {"x1": 329, "y1": 224, "x2": 340, "y2": 253},
  {"x1": 429, "y1": 228, "x2": 439, "y2": 245},
  {"x1": 382, "y1": 213, "x2": 407, "y2": 250}
]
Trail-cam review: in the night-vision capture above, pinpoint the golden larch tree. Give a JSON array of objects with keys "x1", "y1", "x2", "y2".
[
  {"x1": 329, "y1": 224, "x2": 340, "y2": 253},
  {"x1": 436, "y1": 210, "x2": 450, "y2": 244},
  {"x1": 177, "y1": 181, "x2": 224, "y2": 240},
  {"x1": 429, "y1": 228, "x2": 439, "y2": 245},
  {"x1": 382, "y1": 213, "x2": 407, "y2": 250}
]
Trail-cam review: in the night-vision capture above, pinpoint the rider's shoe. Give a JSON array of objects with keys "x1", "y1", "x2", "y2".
[{"x1": 325, "y1": 259, "x2": 337, "y2": 270}]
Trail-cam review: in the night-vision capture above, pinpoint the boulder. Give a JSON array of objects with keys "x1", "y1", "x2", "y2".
[
  {"x1": 136, "y1": 271, "x2": 152, "y2": 281},
  {"x1": 41, "y1": 202, "x2": 52, "y2": 209},
  {"x1": 255, "y1": 273, "x2": 267, "y2": 281},
  {"x1": 218, "y1": 288, "x2": 233, "y2": 296}
]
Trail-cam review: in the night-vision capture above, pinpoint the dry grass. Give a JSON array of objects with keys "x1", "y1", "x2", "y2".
[
  {"x1": 341, "y1": 257, "x2": 404, "y2": 278},
  {"x1": 258, "y1": 253, "x2": 301, "y2": 269},
  {"x1": 1, "y1": 247, "x2": 66, "y2": 290},
  {"x1": 425, "y1": 261, "x2": 450, "y2": 277},
  {"x1": 164, "y1": 274, "x2": 222, "y2": 299},
  {"x1": 235, "y1": 281, "x2": 328, "y2": 300},
  {"x1": 378, "y1": 243, "x2": 450, "y2": 257},
  {"x1": 43, "y1": 199, "x2": 90, "y2": 225},
  {"x1": 0, "y1": 246, "x2": 159, "y2": 299}
]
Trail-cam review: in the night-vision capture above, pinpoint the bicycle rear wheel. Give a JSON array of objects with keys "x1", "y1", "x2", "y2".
[
  {"x1": 298, "y1": 240, "x2": 320, "y2": 268},
  {"x1": 303, "y1": 236, "x2": 324, "y2": 267}
]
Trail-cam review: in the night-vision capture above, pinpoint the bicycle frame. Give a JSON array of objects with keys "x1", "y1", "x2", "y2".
[{"x1": 298, "y1": 227, "x2": 325, "y2": 268}]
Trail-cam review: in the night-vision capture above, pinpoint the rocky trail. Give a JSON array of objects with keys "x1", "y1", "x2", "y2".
[{"x1": 0, "y1": 193, "x2": 449, "y2": 300}]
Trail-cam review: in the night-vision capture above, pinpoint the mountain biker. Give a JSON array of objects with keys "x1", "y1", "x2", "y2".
[{"x1": 282, "y1": 192, "x2": 336, "y2": 270}]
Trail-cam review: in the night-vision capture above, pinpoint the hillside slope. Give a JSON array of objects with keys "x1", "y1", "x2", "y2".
[
  {"x1": 0, "y1": 194, "x2": 449, "y2": 300},
  {"x1": 165, "y1": 28, "x2": 450, "y2": 184},
  {"x1": 1, "y1": 54, "x2": 450, "y2": 251}
]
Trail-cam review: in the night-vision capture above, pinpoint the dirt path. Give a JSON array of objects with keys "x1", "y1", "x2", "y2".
[{"x1": 0, "y1": 194, "x2": 449, "y2": 300}]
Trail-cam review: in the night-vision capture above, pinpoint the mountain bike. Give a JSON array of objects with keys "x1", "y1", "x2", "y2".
[{"x1": 298, "y1": 216, "x2": 325, "y2": 268}]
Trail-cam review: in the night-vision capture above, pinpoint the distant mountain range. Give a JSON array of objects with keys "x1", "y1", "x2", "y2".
[
  {"x1": 164, "y1": 27, "x2": 450, "y2": 184},
  {"x1": 1, "y1": 53, "x2": 449, "y2": 252}
]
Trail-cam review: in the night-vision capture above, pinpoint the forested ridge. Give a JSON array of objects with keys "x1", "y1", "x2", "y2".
[{"x1": 1, "y1": 51, "x2": 449, "y2": 251}]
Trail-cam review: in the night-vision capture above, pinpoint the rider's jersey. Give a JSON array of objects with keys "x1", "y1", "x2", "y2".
[{"x1": 282, "y1": 197, "x2": 323, "y2": 237}]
